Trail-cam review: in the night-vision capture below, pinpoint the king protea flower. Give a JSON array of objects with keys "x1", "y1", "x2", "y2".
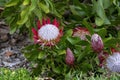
[
  {"x1": 91, "y1": 34, "x2": 104, "y2": 53},
  {"x1": 73, "y1": 27, "x2": 90, "y2": 40},
  {"x1": 65, "y1": 48, "x2": 75, "y2": 66},
  {"x1": 32, "y1": 18, "x2": 63, "y2": 46},
  {"x1": 106, "y1": 52, "x2": 120, "y2": 72}
]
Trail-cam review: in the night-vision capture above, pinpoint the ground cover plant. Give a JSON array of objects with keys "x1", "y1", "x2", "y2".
[{"x1": 0, "y1": 0, "x2": 120, "y2": 79}]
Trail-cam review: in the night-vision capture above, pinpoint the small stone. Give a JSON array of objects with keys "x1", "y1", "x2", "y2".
[
  {"x1": 10, "y1": 38, "x2": 17, "y2": 45},
  {"x1": 5, "y1": 51, "x2": 13, "y2": 57},
  {"x1": 0, "y1": 34, "x2": 9, "y2": 43}
]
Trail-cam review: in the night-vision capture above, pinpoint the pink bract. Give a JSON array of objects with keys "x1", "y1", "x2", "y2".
[
  {"x1": 98, "y1": 51, "x2": 108, "y2": 67},
  {"x1": 73, "y1": 27, "x2": 90, "y2": 40}
]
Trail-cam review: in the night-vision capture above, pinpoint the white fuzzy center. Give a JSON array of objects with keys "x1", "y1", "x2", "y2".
[
  {"x1": 106, "y1": 52, "x2": 120, "y2": 72},
  {"x1": 92, "y1": 34, "x2": 100, "y2": 42},
  {"x1": 38, "y1": 24, "x2": 59, "y2": 41}
]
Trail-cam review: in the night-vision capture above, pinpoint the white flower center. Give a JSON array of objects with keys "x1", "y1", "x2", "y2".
[
  {"x1": 93, "y1": 34, "x2": 99, "y2": 41},
  {"x1": 38, "y1": 24, "x2": 59, "y2": 41},
  {"x1": 106, "y1": 52, "x2": 120, "y2": 72}
]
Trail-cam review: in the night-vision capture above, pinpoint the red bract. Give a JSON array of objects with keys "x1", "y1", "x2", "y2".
[
  {"x1": 65, "y1": 48, "x2": 75, "y2": 66},
  {"x1": 91, "y1": 34, "x2": 104, "y2": 53},
  {"x1": 98, "y1": 51, "x2": 108, "y2": 67},
  {"x1": 32, "y1": 18, "x2": 63, "y2": 46},
  {"x1": 73, "y1": 27, "x2": 90, "y2": 40},
  {"x1": 111, "y1": 48, "x2": 118, "y2": 53}
]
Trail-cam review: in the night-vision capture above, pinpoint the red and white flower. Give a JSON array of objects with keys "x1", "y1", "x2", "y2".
[
  {"x1": 91, "y1": 34, "x2": 104, "y2": 53},
  {"x1": 32, "y1": 18, "x2": 63, "y2": 46},
  {"x1": 106, "y1": 52, "x2": 120, "y2": 72},
  {"x1": 73, "y1": 27, "x2": 90, "y2": 40}
]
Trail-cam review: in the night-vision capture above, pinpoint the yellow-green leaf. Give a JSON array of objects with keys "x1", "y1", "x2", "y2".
[
  {"x1": 17, "y1": 7, "x2": 29, "y2": 25},
  {"x1": 95, "y1": 17, "x2": 104, "y2": 26},
  {"x1": 5, "y1": 0, "x2": 19, "y2": 7},
  {"x1": 23, "y1": 0, "x2": 30, "y2": 5},
  {"x1": 38, "y1": 2, "x2": 50, "y2": 13}
]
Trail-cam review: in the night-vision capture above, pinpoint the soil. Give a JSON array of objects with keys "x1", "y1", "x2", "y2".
[{"x1": 0, "y1": 19, "x2": 33, "y2": 70}]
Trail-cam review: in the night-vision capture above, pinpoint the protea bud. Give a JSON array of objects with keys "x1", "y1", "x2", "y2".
[
  {"x1": 65, "y1": 48, "x2": 75, "y2": 66},
  {"x1": 91, "y1": 34, "x2": 104, "y2": 53}
]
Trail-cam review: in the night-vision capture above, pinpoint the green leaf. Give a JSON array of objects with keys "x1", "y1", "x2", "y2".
[
  {"x1": 52, "y1": 9, "x2": 62, "y2": 18},
  {"x1": 23, "y1": 0, "x2": 30, "y2": 5},
  {"x1": 10, "y1": 24, "x2": 17, "y2": 34},
  {"x1": 52, "y1": 67, "x2": 61, "y2": 74},
  {"x1": 0, "y1": 0, "x2": 8, "y2": 7},
  {"x1": 75, "y1": 50, "x2": 86, "y2": 62},
  {"x1": 5, "y1": 0, "x2": 20, "y2": 7},
  {"x1": 102, "y1": 0, "x2": 111, "y2": 9},
  {"x1": 64, "y1": 29, "x2": 73, "y2": 37},
  {"x1": 33, "y1": 8, "x2": 42, "y2": 21},
  {"x1": 25, "y1": 19, "x2": 31, "y2": 28},
  {"x1": 78, "y1": 40, "x2": 89, "y2": 46},
  {"x1": 70, "y1": 5, "x2": 81, "y2": 16},
  {"x1": 17, "y1": 7, "x2": 29, "y2": 25},
  {"x1": 29, "y1": 0, "x2": 37, "y2": 12},
  {"x1": 45, "y1": 0, "x2": 62, "y2": 18},
  {"x1": 118, "y1": 31, "x2": 120, "y2": 39},
  {"x1": 65, "y1": 71, "x2": 72, "y2": 80},
  {"x1": 24, "y1": 50, "x2": 39, "y2": 61},
  {"x1": 93, "y1": 0, "x2": 111, "y2": 26},
  {"x1": 58, "y1": 50, "x2": 66, "y2": 55},
  {"x1": 67, "y1": 37, "x2": 80, "y2": 45},
  {"x1": 94, "y1": 28, "x2": 107, "y2": 38},
  {"x1": 96, "y1": 0, "x2": 106, "y2": 19},
  {"x1": 70, "y1": 5, "x2": 86, "y2": 17},
  {"x1": 105, "y1": 38, "x2": 120, "y2": 47},
  {"x1": 95, "y1": 17, "x2": 104, "y2": 26},
  {"x1": 38, "y1": 2, "x2": 49, "y2": 13},
  {"x1": 38, "y1": 52, "x2": 45, "y2": 59},
  {"x1": 82, "y1": 20, "x2": 94, "y2": 34}
]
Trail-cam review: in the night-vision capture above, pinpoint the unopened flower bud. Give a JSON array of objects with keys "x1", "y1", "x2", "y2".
[
  {"x1": 65, "y1": 48, "x2": 75, "y2": 66},
  {"x1": 91, "y1": 34, "x2": 104, "y2": 53}
]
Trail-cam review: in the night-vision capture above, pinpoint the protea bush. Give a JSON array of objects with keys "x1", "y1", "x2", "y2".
[{"x1": 2, "y1": 0, "x2": 120, "y2": 79}]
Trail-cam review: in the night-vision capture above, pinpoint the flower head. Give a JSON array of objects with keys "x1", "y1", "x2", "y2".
[
  {"x1": 73, "y1": 27, "x2": 90, "y2": 40},
  {"x1": 91, "y1": 34, "x2": 104, "y2": 53},
  {"x1": 65, "y1": 48, "x2": 75, "y2": 66},
  {"x1": 32, "y1": 18, "x2": 63, "y2": 46},
  {"x1": 106, "y1": 52, "x2": 120, "y2": 72}
]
